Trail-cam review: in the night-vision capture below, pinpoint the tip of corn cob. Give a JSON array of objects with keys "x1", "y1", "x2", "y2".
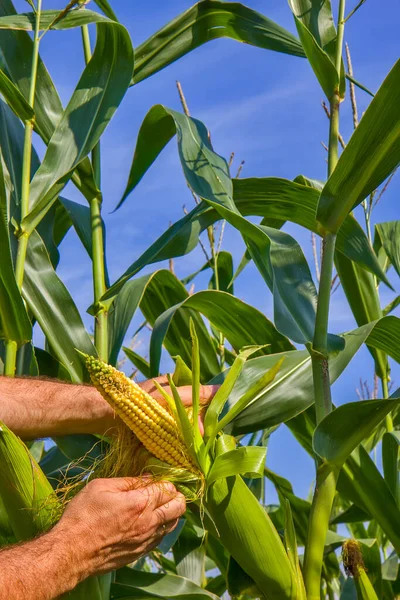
[{"x1": 80, "y1": 352, "x2": 198, "y2": 474}]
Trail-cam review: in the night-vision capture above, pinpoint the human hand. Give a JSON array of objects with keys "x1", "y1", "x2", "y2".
[{"x1": 52, "y1": 477, "x2": 186, "y2": 577}]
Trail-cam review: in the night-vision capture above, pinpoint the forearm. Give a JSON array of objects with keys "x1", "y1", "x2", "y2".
[
  {"x1": 0, "y1": 527, "x2": 89, "y2": 600},
  {"x1": 0, "y1": 376, "x2": 117, "y2": 439}
]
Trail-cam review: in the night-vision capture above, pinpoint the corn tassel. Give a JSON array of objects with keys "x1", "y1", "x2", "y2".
[{"x1": 82, "y1": 354, "x2": 196, "y2": 471}]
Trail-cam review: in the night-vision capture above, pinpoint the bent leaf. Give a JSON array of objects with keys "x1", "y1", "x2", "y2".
[
  {"x1": 149, "y1": 289, "x2": 294, "y2": 376},
  {"x1": 22, "y1": 21, "x2": 134, "y2": 233},
  {"x1": 313, "y1": 398, "x2": 400, "y2": 467},
  {"x1": 207, "y1": 446, "x2": 266, "y2": 485},
  {"x1": 23, "y1": 231, "x2": 95, "y2": 382},
  {"x1": 133, "y1": 0, "x2": 304, "y2": 85}
]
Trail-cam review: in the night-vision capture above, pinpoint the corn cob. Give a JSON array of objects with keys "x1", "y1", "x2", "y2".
[{"x1": 82, "y1": 354, "x2": 196, "y2": 471}]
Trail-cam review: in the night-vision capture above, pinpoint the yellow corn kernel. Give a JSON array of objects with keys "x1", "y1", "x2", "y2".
[{"x1": 83, "y1": 354, "x2": 196, "y2": 471}]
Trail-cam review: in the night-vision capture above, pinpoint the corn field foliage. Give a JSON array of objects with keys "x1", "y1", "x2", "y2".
[{"x1": 0, "y1": 0, "x2": 399, "y2": 598}]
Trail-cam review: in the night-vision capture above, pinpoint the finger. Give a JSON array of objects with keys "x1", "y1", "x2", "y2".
[
  {"x1": 138, "y1": 376, "x2": 168, "y2": 396},
  {"x1": 136, "y1": 481, "x2": 179, "y2": 509},
  {"x1": 171, "y1": 384, "x2": 220, "y2": 407},
  {"x1": 153, "y1": 495, "x2": 186, "y2": 527},
  {"x1": 154, "y1": 517, "x2": 180, "y2": 539}
]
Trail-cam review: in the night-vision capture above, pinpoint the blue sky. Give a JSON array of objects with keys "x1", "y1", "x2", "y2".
[{"x1": 15, "y1": 0, "x2": 400, "y2": 500}]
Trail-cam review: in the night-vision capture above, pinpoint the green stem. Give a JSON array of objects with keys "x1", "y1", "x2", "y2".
[
  {"x1": 304, "y1": 1, "x2": 346, "y2": 596},
  {"x1": 4, "y1": 0, "x2": 42, "y2": 376},
  {"x1": 90, "y1": 196, "x2": 108, "y2": 361},
  {"x1": 382, "y1": 376, "x2": 393, "y2": 431},
  {"x1": 81, "y1": 23, "x2": 107, "y2": 361},
  {"x1": 312, "y1": 232, "x2": 337, "y2": 423},
  {"x1": 303, "y1": 467, "x2": 339, "y2": 600},
  {"x1": 4, "y1": 341, "x2": 17, "y2": 376}
]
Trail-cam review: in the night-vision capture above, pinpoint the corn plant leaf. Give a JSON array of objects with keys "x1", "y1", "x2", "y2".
[
  {"x1": 216, "y1": 358, "x2": 285, "y2": 434},
  {"x1": 382, "y1": 552, "x2": 399, "y2": 581},
  {"x1": 0, "y1": 421, "x2": 57, "y2": 541},
  {"x1": 289, "y1": 12, "x2": 338, "y2": 100},
  {"x1": 284, "y1": 500, "x2": 307, "y2": 600},
  {"x1": 112, "y1": 566, "x2": 220, "y2": 599},
  {"x1": 382, "y1": 431, "x2": 400, "y2": 503},
  {"x1": 0, "y1": 163, "x2": 32, "y2": 346},
  {"x1": 207, "y1": 446, "x2": 266, "y2": 485},
  {"x1": 58, "y1": 197, "x2": 110, "y2": 287},
  {"x1": 313, "y1": 398, "x2": 400, "y2": 467},
  {"x1": 288, "y1": 407, "x2": 400, "y2": 555},
  {"x1": 209, "y1": 251, "x2": 234, "y2": 292},
  {"x1": 204, "y1": 347, "x2": 258, "y2": 439},
  {"x1": 0, "y1": 98, "x2": 40, "y2": 218},
  {"x1": 287, "y1": 0, "x2": 337, "y2": 50},
  {"x1": 233, "y1": 178, "x2": 386, "y2": 284},
  {"x1": 0, "y1": 8, "x2": 116, "y2": 31},
  {"x1": 20, "y1": 21, "x2": 133, "y2": 233},
  {"x1": 224, "y1": 315, "x2": 400, "y2": 434},
  {"x1": 383, "y1": 295, "x2": 400, "y2": 317},
  {"x1": 0, "y1": 1, "x2": 97, "y2": 205},
  {"x1": 206, "y1": 474, "x2": 295, "y2": 599},
  {"x1": 340, "y1": 578, "x2": 358, "y2": 600},
  {"x1": 58, "y1": 197, "x2": 93, "y2": 259},
  {"x1": 173, "y1": 521, "x2": 206, "y2": 587},
  {"x1": 355, "y1": 567, "x2": 380, "y2": 600},
  {"x1": 23, "y1": 230, "x2": 95, "y2": 382},
  {"x1": 375, "y1": 221, "x2": 400, "y2": 278},
  {"x1": 341, "y1": 446, "x2": 400, "y2": 555},
  {"x1": 123, "y1": 347, "x2": 151, "y2": 379},
  {"x1": 110, "y1": 106, "x2": 343, "y2": 350},
  {"x1": 132, "y1": 0, "x2": 305, "y2": 85},
  {"x1": 108, "y1": 175, "x2": 388, "y2": 293},
  {"x1": 0, "y1": 67, "x2": 34, "y2": 121},
  {"x1": 335, "y1": 252, "x2": 389, "y2": 379},
  {"x1": 158, "y1": 517, "x2": 186, "y2": 555},
  {"x1": 93, "y1": 1, "x2": 118, "y2": 22},
  {"x1": 0, "y1": 0, "x2": 63, "y2": 145},
  {"x1": 107, "y1": 270, "x2": 219, "y2": 379},
  {"x1": 317, "y1": 60, "x2": 400, "y2": 233},
  {"x1": 149, "y1": 289, "x2": 294, "y2": 377}
]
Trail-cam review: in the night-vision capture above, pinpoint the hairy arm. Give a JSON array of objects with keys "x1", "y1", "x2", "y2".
[
  {"x1": 0, "y1": 376, "x2": 218, "y2": 439},
  {"x1": 0, "y1": 526, "x2": 85, "y2": 600}
]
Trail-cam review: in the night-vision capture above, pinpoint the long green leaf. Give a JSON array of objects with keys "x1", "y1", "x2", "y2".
[
  {"x1": 0, "y1": 162, "x2": 31, "y2": 346},
  {"x1": 150, "y1": 289, "x2": 294, "y2": 376},
  {"x1": 108, "y1": 105, "x2": 343, "y2": 350},
  {"x1": 226, "y1": 316, "x2": 400, "y2": 434},
  {"x1": 21, "y1": 21, "x2": 133, "y2": 233},
  {"x1": 317, "y1": 60, "x2": 400, "y2": 233},
  {"x1": 375, "y1": 221, "x2": 400, "y2": 279},
  {"x1": 313, "y1": 398, "x2": 400, "y2": 467},
  {"x1": 0, "y1": 9, "x2": 115, "y2": 30},
  {"x1": 335, "y1": 252, "x2": 389, "y2": 379},
  {"x1": 206, "y1": 471, "x2": 296, "y2": 598},
  {"x1": 23, "y1": 231, "x2": 95, "y2": 382},
  {"x1": 207, "y1": 446, "x2": 266, "y2": 485},
  {"x1": 0, "y1": 67, "x2": 34, "y2": 121},
  {"x1": 288, "y1": 0, "x2": 336, "y2": 49},
  {"x1": 288, "y1": 408, "x2": 400, "y2": 554},
  {"x1": 173, "y1": 522, "x2": 206, "y2": 587},
  {"x1": 112, "y1": 566, "x2": 220, "y2": 599},
  {"x1": 382, "y1": 431, "x2": 400, "y2": 504},
  {"x1": 132, "y1": 0, "x2": 304, "y2": 85},
  {"x1": 138, "y1": 270, "x2": 220, "y2": 381},
  {"x1": 107, "y1": 176, "x2": 387, "y2": 293},
  {"x1": 289, "y1": 11, "x2": 338, "y2": 100}
]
